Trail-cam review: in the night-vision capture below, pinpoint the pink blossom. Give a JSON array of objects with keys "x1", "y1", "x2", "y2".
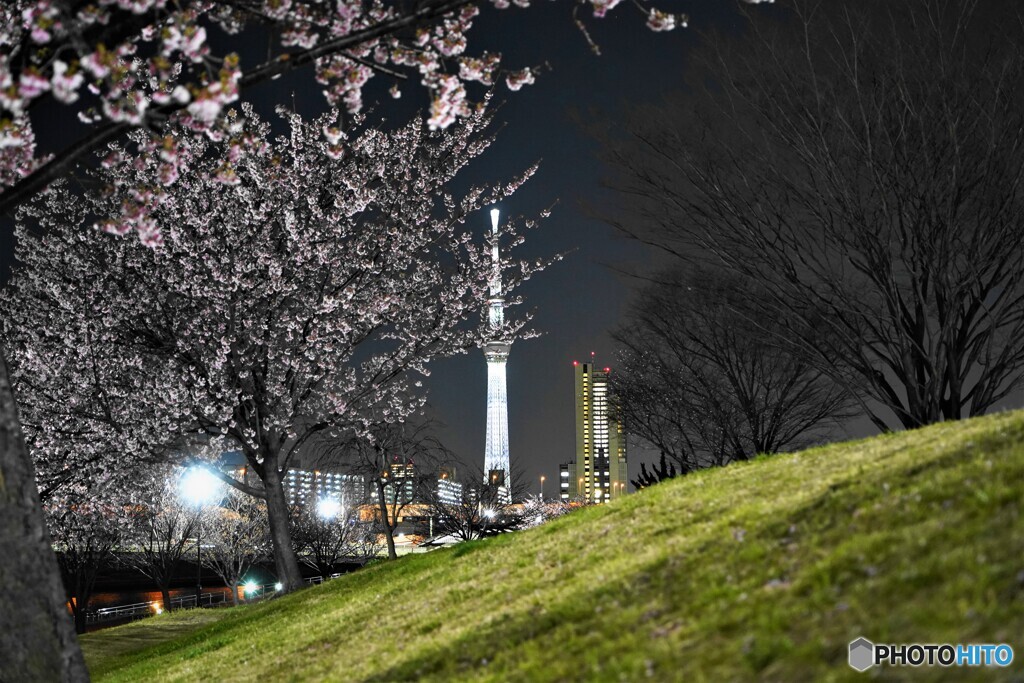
[
  {"x1": 19, "y1": 69, "x2": 51, "y2": 99},
  {"x1": 428, "y1": 75, "x2": 469, "y2": 130},
  {"x1": 51, "y1": 61, "x2": 84, "y2": 104},
  {"x1": 646, "y1": 8, "x2": 677, "y2": 32},
  {"x1": 590, "y1": 0, "x2": 623, "y2": 18},
  {"x1": 81, "y1": 50, "x2": 112, "y2": 79},
  {"x1": 188, "y1": 95, "x2": 223, "y2": 124},
  {"x1": 505, "y1": 68, "x2": 535, "y2": 92}
]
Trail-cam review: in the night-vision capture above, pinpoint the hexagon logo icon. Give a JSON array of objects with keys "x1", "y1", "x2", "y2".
[{"x1": 849, "y1": 637, "x2": 875, "y2": 672}]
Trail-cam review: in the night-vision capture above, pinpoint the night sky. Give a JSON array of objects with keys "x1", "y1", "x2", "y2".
[
  {"x1": 0, "y1": 1, "x2": 785, "y2": 492},
  {"x1": 418, "y1": 0, "x2": 764, "y2": 491}
]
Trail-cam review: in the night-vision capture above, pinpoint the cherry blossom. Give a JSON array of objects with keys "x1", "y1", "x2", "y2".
[
  {"x1": 0, "y1": 0, "x2": 701, "y2": 223},
  {"x1": 2, "y1": 104, "x2": 551, "y2": 591}
]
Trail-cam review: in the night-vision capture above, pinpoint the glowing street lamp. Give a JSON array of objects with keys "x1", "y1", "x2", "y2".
[
  {"x1": 180, "y1": 466, "x2": 221, "y2": 506},
  {"x1": 540, "y1": 475, "x2": 546, "y2": 500},
  {"x1": 317, "y1": 497, "x2": 341, "y2": 520},
  {"x1": 180, "y1": 466, "x2": 222, "y2": 608}
]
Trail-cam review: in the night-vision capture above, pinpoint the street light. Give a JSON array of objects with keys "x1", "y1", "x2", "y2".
[
  {"x1": 180, "y1": 466, "x2": 222, "y2": 608},
  {"x1": 317, "y1": 497, "x2": 341, "y2": 520},
  {"x1": 540, "y1": 475, "x2": 546, "y2": 500}
]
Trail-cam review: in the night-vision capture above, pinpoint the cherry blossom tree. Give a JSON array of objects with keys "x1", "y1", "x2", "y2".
[
  {"x1": 1, "y1": 241, "x2": 183, "y2": 505},
  {"x1": 48, "y1": 495, "x2": 125, "y2": 635},
  {"x1": 4, "y1": 103, "x2": 548, "y2": 593},
  {"x1": 0, "y1": 1, "x2": 781, "y2": 677},
  {"x1": 0, "y1": 351, "x2": 89, "y2": 682},
  {"x1": 0, "y1": 0, "x2": 719, "y2": 228}
]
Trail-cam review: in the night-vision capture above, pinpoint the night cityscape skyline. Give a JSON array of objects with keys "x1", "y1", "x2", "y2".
[
  {"x1": 0, "y1": 1, "x2": 762, "y2": 491},
  {"x1": 4, "y1": 2, "x2": 1023, "y2": 679}
]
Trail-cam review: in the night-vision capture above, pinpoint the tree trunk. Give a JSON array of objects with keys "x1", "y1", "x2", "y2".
[
  {"x1": 262, "y1": 465, "x2": 304, "y2": 591},
  {"x1": 72, "y1": 571, "x2": 93, "y2": 635},
  {"x1": 159, "y1": 585, "x2": 172, "y2": 612},
  {"x1": 231, "y1": 581, "x2": 239, "y2": 605},
  {"x1": 0, "y1": 349, "x2": 89, "y2": 681},
  {"x1": 375, "y1": 480, "x2": 398, "y2": 561},
  {"x1": 73, "y1": 596, "x2": 88, "y2": 635}
]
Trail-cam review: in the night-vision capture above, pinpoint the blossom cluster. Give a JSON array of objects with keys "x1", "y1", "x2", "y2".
[{"x1": 0, "y1": 0, "x2": 687, "y2": 231}]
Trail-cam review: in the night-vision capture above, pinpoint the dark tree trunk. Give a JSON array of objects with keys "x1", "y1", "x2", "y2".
[
  {"x1": 0, "y1": 350, "x2": 89, "y2": 681},
  {"x1": 262, "y1": 465, "x2": 304, "y2": 591},
  {"x1": 159, "y1": 585, "x2": 172, "y2": 612},
  {"x1": 72, "y1": 597, "x2": 88, "y2": 635},
  {"x1": 231, "y1": 581, "x2": 239, "y2": 605},
  {"x1": 375, "y1": 479, "x2": 398, "y2": 561},
  {"x1": 71, "y1": 571, "x2": 93, "y2": 635}
]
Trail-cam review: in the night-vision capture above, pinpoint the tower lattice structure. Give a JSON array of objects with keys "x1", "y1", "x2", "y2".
[{"x1": 483, "y1": 208, "x2": 511, "y2": 490}]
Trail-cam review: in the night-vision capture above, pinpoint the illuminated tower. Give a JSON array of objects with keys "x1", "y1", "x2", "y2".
[
  {"x1": 483, "y1": 208, "x2": 511, "y2": 491},
  {"x1": 559, "y1": 356, "x2": 628, "y2": 503}
]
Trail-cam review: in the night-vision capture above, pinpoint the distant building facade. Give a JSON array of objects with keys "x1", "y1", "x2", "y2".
[
  {"x1": 560, "y1": 360, "x2": 627, "y2": 503},
  {"x1": 284, "y1": 469, "x2": 368, "y2": 508},
  {"x1": 380, "y1": 459, "x2": 463, "y2": 506}
]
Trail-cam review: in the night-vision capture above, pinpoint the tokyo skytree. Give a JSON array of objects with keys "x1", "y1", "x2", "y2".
[{"x1": 483, "y1": 208, "x2": 510, "y2": 488}]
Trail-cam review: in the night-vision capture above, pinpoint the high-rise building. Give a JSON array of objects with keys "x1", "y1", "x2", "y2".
[
  {"x1": 560, "y1": 359, "x2": 627, "y2": 503},
  {"x1": 436, "y1": 465, "x2": 463, "y2": 506},
  {"x1": 482, "y1": 208, "x2": 511, "y2": 494},
  {"x1": 284, "y1": 469, "x2": 368, "y2": 509}
]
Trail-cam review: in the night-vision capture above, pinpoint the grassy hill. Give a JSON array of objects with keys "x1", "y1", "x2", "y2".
[{"x1": 82, "y1": 412, "x2": 1024, "y2": 681}]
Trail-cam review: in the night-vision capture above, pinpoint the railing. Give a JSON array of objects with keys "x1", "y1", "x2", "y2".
[
  {"x1": 86, "y1": 590, "x2": 232, "y2": 625},
  {"x1": 86, "y1": 576, "x2": 346, "y2": 626}
]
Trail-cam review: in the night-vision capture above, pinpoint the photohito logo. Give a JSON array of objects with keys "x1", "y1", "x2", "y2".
[{"x1": 848, "y1": 638, "x2": 1014, "y2": 672}]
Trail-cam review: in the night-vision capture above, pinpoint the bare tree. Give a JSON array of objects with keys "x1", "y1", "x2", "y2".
[
  {"x1": 598, "y1": 0, "x2": 1024, "y2": 431},
  {"x1": 612, "y1": 267, "x2": 850, "y2": 475},
  {"x1": 122, "y1": 478, "x2": 200, "y2": 612},
  {"x1": 317, "y1": 420, "x2": 451, "y2": 560},
  {"x1": 201, "y1": 491, "x2": 269, "y2": 606},
  {"x1": 424, "y1": 468, "x2": 524, "y2": 542},
  {"x1": 291, "y1": 505, "x2": 381, "y2": 578}
]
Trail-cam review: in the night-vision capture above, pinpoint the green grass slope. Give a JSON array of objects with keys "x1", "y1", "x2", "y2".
[{"x1": 82, "y1": 412, "x2": 1024, "y2": 682}]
